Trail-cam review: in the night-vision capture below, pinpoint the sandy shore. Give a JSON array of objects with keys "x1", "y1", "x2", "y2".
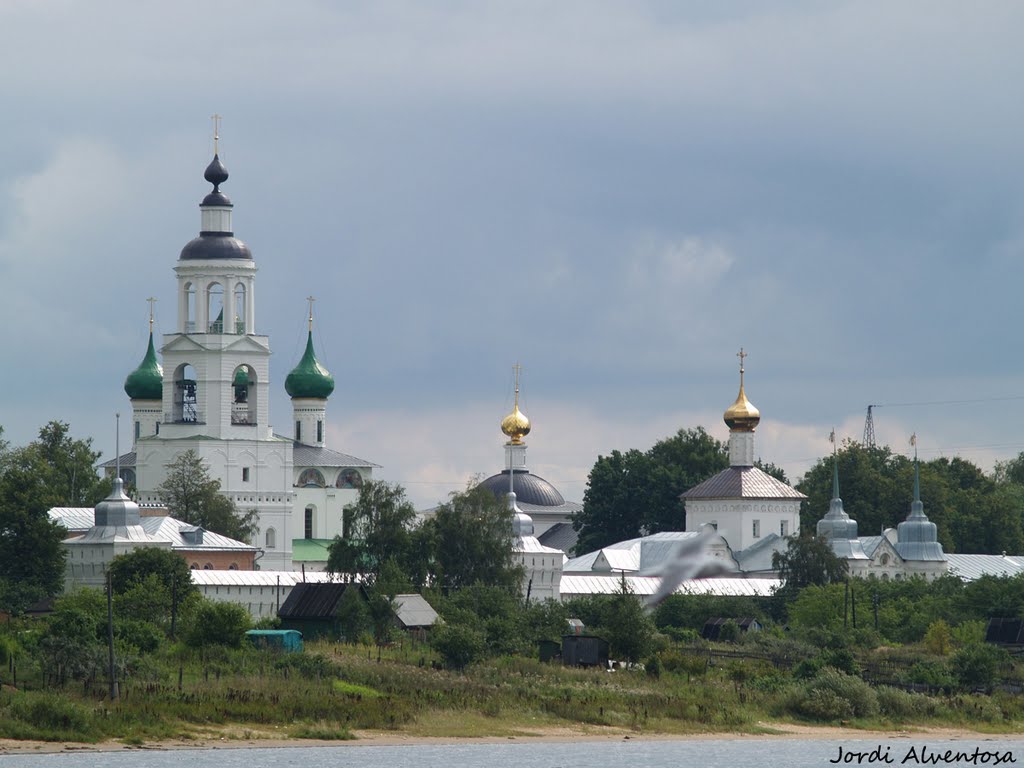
[{"x1": 1, "y1": 724, "x2": 1022, "y2": 755}]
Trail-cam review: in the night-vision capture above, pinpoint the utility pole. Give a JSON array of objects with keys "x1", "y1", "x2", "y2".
[{"x1": 107, "y1": 569, "x2": 119, "y2": 700}]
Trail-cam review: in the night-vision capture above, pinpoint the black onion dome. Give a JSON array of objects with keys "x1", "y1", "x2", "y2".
[
  {"x1": 478, "y1": 470, "x2": 566, "y2": 507},
  {"x1": 180, "y1": 234, "x2": 252, "y2": 260},
  {"x1": 204, "y1": 154, "x2": 229, "y2": 189}
]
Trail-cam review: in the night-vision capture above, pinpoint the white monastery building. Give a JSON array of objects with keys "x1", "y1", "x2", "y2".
[{"x1": 106, "y1": 145, "x2": 377, "y2": 570}]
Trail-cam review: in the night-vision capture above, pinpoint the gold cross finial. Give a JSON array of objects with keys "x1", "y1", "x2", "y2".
[
  {"x1": 211, "y1": 113, "x2": 222, "y2": 154},
  {"x1": 512, "y1": 363, "x2": 522, "y2": 408},
  {"x1": 306, "y1": 296, "x2": 316, "y2": 332},
  {"x1": 737, "y1": 347, "x2": 747, "y2": 372},
  {"x1": 146, "y1": 297, "x2": 157, "y2": 332}
]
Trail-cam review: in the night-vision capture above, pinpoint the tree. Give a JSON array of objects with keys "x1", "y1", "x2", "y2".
[
  {"x1": 772, "y1": 533, "x2": 848, "y2": 591},
  {"x1": 430, "y1": 623, "x2": 487, "y2": 670},
  {"x1": 108, "y1": 547, "x2": 199, "y2": 628},
  {"x1": 597, "y1": 575, "x2": 655, "y2": 663},
  {"x1": 32, "y1": 421, "x2": 108, "y2": 507},
  {"x1": 572, "y1": 427, "x2": 733, "y2": 554},
  {"x1": 184, "y1": 599, "x2": 251, "y2": 648},
  {"x1": 327, "y1": 481, "x2": 417, "y2": 585},
  {"x1": 421, "y1": 483, "x2": 523, "y2": 592},
  {"x1": 158, "y1": 450, "x2": 258, "y2": 542},
  {"x1": 0, "y1": 425, "x2": 86, "y2": 615}
]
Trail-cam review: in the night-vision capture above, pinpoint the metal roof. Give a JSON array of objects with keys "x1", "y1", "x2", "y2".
[
  {"x1": 190, "y1": 570, "x2": 338, "y2": 587},
  {"x1": 52, "y1": 508, "x2": 255, "y2": 551},
  {"x1": 278, "y1": 582, "x2": 360, "y2": 619},
  {"x1": 291, "y1": 538, "x2": 334, "y2": 562},
  {"x1": 49, "y1": 507, "x2": 96, "y2": 533},
  {"x1": 392, "y1": 594, "x2": 439, "y2": 628},
  {"x1": 139, "y1": 517, "x2": 256, "y2": 551},
  {"x1": 517, "y1": 535, "x2": 566, "y2": 555},
  {"x1": 291, "y1": 442, "x2": 379, "y2": 468},
  {"x1": 564, "y1": 532, "x2": 705, "y2": 574},
  {"x1": 537, "y1": 523, "x2": 579, "y2": 554},
  {"x1": 478, "y1": 470, "x2": 568, "y2": 507},
  {"x1": 559, "y1": 574, "x2": 780, "y2": 598},
  {"x1": 946, "y1": 554, "x2": 1024, "y2": 581},
  {"x1": 682, "y1": 466, "x2": 806, "y2": 500},
  {"x1": 99, "y1": 452, "x2": 136, "y2": 469}
]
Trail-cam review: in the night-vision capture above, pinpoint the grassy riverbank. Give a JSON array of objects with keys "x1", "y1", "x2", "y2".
[{"x1": 1, "y1": 640, "x2": 1023, "y2": 745}]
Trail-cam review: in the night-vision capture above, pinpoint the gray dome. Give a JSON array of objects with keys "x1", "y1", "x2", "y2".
[
  {"x1": 479, "y1": 469, "x2": 565, "y2": 507},
  {"x1": 817, "y1": 497, "x2": 860, "y2": 541},
  {"x1": 180, "y1": 233, "x2": 252, "y2": 260},
  {"x1": 895, "y1": 464, "x2": 945, "y2": 561}
]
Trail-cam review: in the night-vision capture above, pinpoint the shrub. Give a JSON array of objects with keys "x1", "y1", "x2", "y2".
[
  {"x1": 787, "y1": 668, "x2": 878, "y2": 721},
  {"x1": 184, "y1": 600, "x2": 251, "y2": 648},
  {"x1": 876, "y1": 686, "x2": 938, "y2": 719},
  {"x1": 906, "y1": 660, "x2": 956, "y2": 691},
  {"x1": 430, "y1": 623, "x2": 486, "y2": 670},
  {"x1": 8, "y1": 692, "x2": 94, "y2": 734},
  {"x1": 951, "y1": 644, "x2": 1007, "y2": 691}
]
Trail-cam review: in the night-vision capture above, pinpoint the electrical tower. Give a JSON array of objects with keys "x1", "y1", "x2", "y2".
[{"x1": 863, "y1": 405, "x2": 877, "y2": 448}]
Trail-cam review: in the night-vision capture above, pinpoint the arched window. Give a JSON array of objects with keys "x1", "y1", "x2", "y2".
[
  {"x1": 231, "y1": 365, "x2": 256, "y2": 425},
  {"x1": 265, "y1": 527, "x2": 276, "y2": 549},
  {"x1": 228, "y1": 563, "x2": 238, "y2": 571},
  {"x1": 184, "y1": 281, "x2": 196, "y2": 333},
  {"x1": 336, "y1": 468, "x2": 363, "y2": 489},
  {"x1": 173, "y1": 363, "x2": 199, "y2": 423},
  {"x1": 207, "y1": 282, "x2": 225, "y2": 333},
  {"x1": 304, "y1": 506, "x2": 315, "y2": 539},
  {"x1": 203, "y1": 563, "x2": 213, "y2": 570},
  {"x1": 190, "y1": 563, "x2": 199, "y2": 570},
  {"x1": 234, "y1": 282, "x2": 247, "y2": 334},
  {"x1": 297, "y1": 468, "x2": 325, "y2": 488}
]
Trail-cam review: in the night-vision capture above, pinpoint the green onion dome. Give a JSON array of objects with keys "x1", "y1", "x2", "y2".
[
  {"x1": 285, "y1": 332, "x2": 335, "y2": 399},
  {"x1": 124, "y1": 332, "x2": 163, "y2": 400}
]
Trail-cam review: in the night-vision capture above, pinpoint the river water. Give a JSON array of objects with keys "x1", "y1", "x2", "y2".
[{"x1": 1, "y1": 738, "x2": 1021, "y2": 768}]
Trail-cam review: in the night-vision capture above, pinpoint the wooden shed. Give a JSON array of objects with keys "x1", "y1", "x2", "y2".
[{"x1": 277, "y1": 582, "x2": 367, "y2": 640}]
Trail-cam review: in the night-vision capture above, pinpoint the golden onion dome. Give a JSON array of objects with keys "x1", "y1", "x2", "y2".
[
  {"x1": 501, "y1": 404, "x2": 531, "y2": 445},
  {"x1": 723, "y1": 350, "x2": 760, "y2": 432}
]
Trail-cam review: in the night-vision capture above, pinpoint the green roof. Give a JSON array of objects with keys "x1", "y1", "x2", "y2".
[
  {"x1": 285, "y1": 332, "x2": 335, "y2": 399},
  {"x1": 124, "y1": 332, "x2": 163, "y2": 400},
  {"x1": 291, "y1": 538, "x2": 334, "y2": 562}
]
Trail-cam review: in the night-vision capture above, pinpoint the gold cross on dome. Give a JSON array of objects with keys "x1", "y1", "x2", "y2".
[
  {"x1": 146, "y1": 297, "x2": 157, "y2": 331},
  {"x1": 306, "y1": 296, "x2": 316, "y2": 331},
  {"x1": 736, "y1": 347, "x2": 747, "y2": 371}
]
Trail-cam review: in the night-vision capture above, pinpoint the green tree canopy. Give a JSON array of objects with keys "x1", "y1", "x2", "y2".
[
  {"x1": 0, "y1": 422, "x2": 104, "y2": 614},
  {"x1": 772, "y1": 533, "x2": 848, "y2": 591},
  {"x1": 327, "y1": 480, "x2": 417, "y2": 585},
  {"x1": 421, "y1": 483, "x2": 523, "y2": 592},
  {"x1": 158, "y1": 450, "x2": 258, "y2": 542}
]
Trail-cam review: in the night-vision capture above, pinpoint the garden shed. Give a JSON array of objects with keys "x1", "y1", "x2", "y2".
[
  {"x1": 277, "y1": 582, "x2": 367, "y2": 640},
  {"x1": 245, "y1": 629, "x2": 304, "y2": 653},
  {"x1": 561, "y1": 634, "x2": 609, "y2": 667}
]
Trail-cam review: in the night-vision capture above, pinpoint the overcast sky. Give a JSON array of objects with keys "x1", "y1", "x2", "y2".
[{"x1": 2, "y1": 2, "x2": 1023, "y2": 509}]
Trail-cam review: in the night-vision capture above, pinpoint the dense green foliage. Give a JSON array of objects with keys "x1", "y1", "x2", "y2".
[
  {"x1": 328, "y1": 482, "x2": 523, "y2": 593},
  {"x1": 0, "y1": 422, "x2": 107, "y2": 615},
  {"x1": 158, "y1": 449, "x2": 258, "y2": 542},
  {"x1": 772, "y1": 534, "x2": 848, "y2": 592}
]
